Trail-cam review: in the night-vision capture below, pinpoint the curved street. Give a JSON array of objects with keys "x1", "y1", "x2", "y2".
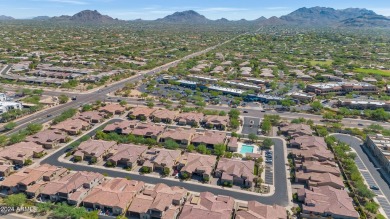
[
  {"x1": 333, "y1": 134, "x2": 390, "y2": 217},
  {"x1": 38, "y1": 119, "x2": 290, "y2": 206}
]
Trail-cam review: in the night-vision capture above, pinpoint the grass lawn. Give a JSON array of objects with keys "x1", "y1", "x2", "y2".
[
  {"x1": 309, "y1": 59, "x2": 333, "y2": 66},
  {"x1": 354, "y1": 68, "x2": 390, "y2": 77}
]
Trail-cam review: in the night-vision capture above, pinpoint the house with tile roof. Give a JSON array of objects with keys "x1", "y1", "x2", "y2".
[
  {"x1": 103, "y1": 120, "x2": 138, "y2": 134},
  {"x1": 73, "y1": 140, "x2": 117, "y2": 163},
  {"x1": 179, "y1": 192, "x2": 234, "y2": 219},
  {"x1": 297, "y1": 186, "x2": 359, "y2": 219},
  {"x1": 82, "y1": 178, "x2": 145, "y2": 216},
  {"x1": 0, "y1": 141, "x2": 45, "y2": 165},
  {"x1": 39, "y1": 171, "x2": 104, "y2": 205},
  {"x1": 235, "y1": 201, "x2": 287, "y2": 219},
  {"x1": 127, "y1": 183, "x2": 187, "y2": 219},
  {"x1": 106, "y1": 144, "x2": 148, "y2": 169},
  {"x1": 140, "y1": 148, "x2": 181, "y2": 173},
  {"x1": 191, "y1": 131, "x2": 226, "y2": 148},
  {"x1": 51, "y1": 118, "x2": 91, "y2": 135},
  {"x1": 99, "y1": 103, "x2": 126, "y2": 115},
  {"x1": 26, "y1": 129, "x2": 68, "y2": 149},
  {"x1": 215, "y1": 158, "x2": 255, "y2": 187},
  {"x1": 279, "y1": 123, "x2": 313, "y2": 137},
  {"x1": 1, "y1": 164, "x2": 68, "y2": 194},
  {"x1": 202, "y1": 115, "x2": 229, "y2": 130},
  {"x1": 175, "y1": 112, "x2": 204, "y2": 127},
  {"x1": 128, "y1": 107, "x2": 156, "y2": 121},
  {"x1": 160, "y1": 128, "x2": 196, "y2": 146},
  {"x1": 131, "y1": 123, "x2": 165, "y2": 140},
  {"x1": 151, "y1": 109, "x2": 179, "y2": 124},
  {"x1": 178, "y1": 153, "x2": 217, "y2": 181},
  {"x1": 77, "y1": 111, "x2": 107, "y2": 124},
  {"x1": 295, "y1": 172, "x2": 345, "y2": 189}
]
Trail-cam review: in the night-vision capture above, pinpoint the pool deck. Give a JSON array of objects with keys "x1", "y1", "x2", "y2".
[{"x1": 238, "y1": 142, "x2": 259, "y2": 155}]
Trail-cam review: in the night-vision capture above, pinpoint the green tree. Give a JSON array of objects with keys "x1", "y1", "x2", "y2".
[
  {"x1": 0, "y1": 135, "x2": 7, "y2": 146},
  {"x1": 228, "y1": 109, "x2": 240, "y2": 119},
  {"x1": 4, "y1": 193, "x2": 27, "y2": 207},
  {"x1": 214, "y1": 144, "x2": 226, "y2": 157},
  {"x1": 163, "y1": 167, "x2": 170, "y2": 176},
  {"x1": 310, "y1": 101, "x2": 323, "y2": 112},
  {"x1": 248, "y1": 133, "x2": 258, "y2": 143},
  {"x1": 4, "y1": 122, "x2": 17, "y2": 131},
  {"x1": 82, "y1": 104, "x2": 93, "y2": 112},
  {"x1": 146, "y1": 101, "x2": 154, "y2": 108},
  {"x1": 83, "y1": 211, "x2": 99, "y2": 219},
  {"x1": 186, "y1": 144, "x2": 195, "y2": 152},
  {"x1": 230, "y1": 118, "x2": 240, "y2": 129},
  {"x1": 8, "y1": 133, "x2": 26, "y2": 144},
  {"x1": 219, "y1": 111, "x2": 227, "y2": 116},
  {"x1": 26, "y1": 123, "x2": 43, "y2": 135},
  {"x1": 261, "y1": 119, "x2": 272, "y2": 134},
  {"x1": 180, "y1": 171, "x2": 190, "y2": 179},
  {"x1": 58, "y1": 95, "x2": 69, "y2": 104},
  {"x1": 262, "y1": 138, "x2": 273, "y2": 149},
  {"x1": 24, "y1": 159, "x2": 33, "y2": 166},
  {"x1": 376, "y1": 214, "x2": 386, "y2": 219},
  {"x1": 119, "y1": 100, "x2": 127, "y2": 107},
  {"x1": 164, "y1": 139, "x2": 179, "y2": 149},
  {"x1": 316, "y1": 126, "x2": 328, "y2": 137},
  {"x1": 33, "y1": 89, "x2": 44, "y2": 96},
  {"x1": 90, "y1": 157, "x2": 97, "y2": 164},
  {"x1": 365, "y1": 201, "x2": 379, "y2": 214},
  {"x1": 197, "y1": 144, "x2": 208, "y2": 154},
  {"x1": 37, "y1": 201, "x2": 53, "y2": 213},
  {"x1": 140, "y1": 166, "x2": 151, "y2": 173}
]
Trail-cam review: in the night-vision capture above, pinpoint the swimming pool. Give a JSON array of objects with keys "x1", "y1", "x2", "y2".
[{"x1": 240, "y1": 145, "x2": 254, "y2": 154}]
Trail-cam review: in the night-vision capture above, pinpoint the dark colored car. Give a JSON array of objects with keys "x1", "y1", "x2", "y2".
[{"x1": 370, "y1": 185, "x2": 379, "y2": 190}]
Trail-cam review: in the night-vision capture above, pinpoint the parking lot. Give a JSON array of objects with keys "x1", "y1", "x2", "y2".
[
  {"x1": 241, "y1": 117, "x2": 261, "y2": 135},
  {"x1": 264, "y1": 149, "x2": 274, "y2": 185}
]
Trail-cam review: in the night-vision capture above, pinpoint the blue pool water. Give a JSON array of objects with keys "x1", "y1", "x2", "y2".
[{"x1": 240, "y1": 145, "x2": 254, "y2": 154}]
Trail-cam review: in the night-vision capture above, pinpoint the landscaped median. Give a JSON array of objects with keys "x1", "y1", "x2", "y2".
[{"x1": 326, "y1": 135, "x2": 385, "y2": 219}]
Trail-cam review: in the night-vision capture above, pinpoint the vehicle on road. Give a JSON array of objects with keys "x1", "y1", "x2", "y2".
[
  {"x1": 370, "y1": 185, "x2": 379, "y2": 190},
  {"x1": 0, "y1": 177, "x2": 4, "y2": 181},
  {"x1": 47, "y1": 114, "x2": 52, "y2": 118},
  {"x1": 71, "y1": 96, "x2": 77, "y2": 100},
  {"x1": 243, "y1": 111, "x2": 248, "y2": 113},
  {"x1": 358, "y1": 123, "x2": 364, "y2": 126}
]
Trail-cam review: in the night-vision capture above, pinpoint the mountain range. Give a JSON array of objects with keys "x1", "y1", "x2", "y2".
[
  {"x1": 1, "y1": 7, "x2": 389, "y2": 27},
  {"x1": 50, "y1": 10, "x2": 119, "y2": 23},
  {"x1": 0, "y1": 15, "x2": 15, "y2": 20}
]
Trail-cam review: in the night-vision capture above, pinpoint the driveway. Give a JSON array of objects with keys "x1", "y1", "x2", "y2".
[
  {"x1": 333, "y1": 134, "x2": 390, "y2": 218},
  {"x1": 39, "y1": 119, "x2": 290, "y2": 206}
]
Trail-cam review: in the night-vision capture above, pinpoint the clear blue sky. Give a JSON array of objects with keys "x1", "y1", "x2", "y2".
[{"x1": 1, "y1": 0, "x2": 389, "y2": 20}]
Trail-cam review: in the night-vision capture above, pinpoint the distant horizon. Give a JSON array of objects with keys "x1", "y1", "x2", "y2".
[{"x1": 0, "y1": 0, "x2": 389, "y2": 20}]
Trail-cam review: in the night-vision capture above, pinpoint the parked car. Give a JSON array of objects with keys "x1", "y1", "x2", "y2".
[
  {"x1": 370, "y1": 185, "x2": 379, "y2": 190},
  {"x1": 0, "y1": 177, "x2": 4, "y2": 181}
]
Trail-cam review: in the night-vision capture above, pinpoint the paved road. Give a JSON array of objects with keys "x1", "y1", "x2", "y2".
[
  {"x1": 39, "y1": 119, "x2": 290, "y2": 206},
  {"x1": 1, "y1": 37, "x2": 234, "y2": 136},
  {"x1": 110, "y1": 97, "x2": 390, "y2": 129},
  {"x1": 333, "y1": 134, "x2": 390, "y2": 218}
]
